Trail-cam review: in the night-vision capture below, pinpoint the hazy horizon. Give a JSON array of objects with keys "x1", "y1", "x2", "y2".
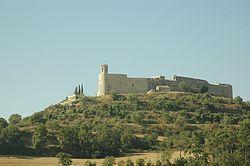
[{"x1": 1, "y1": 0, "x2": 250, "y2": 119}]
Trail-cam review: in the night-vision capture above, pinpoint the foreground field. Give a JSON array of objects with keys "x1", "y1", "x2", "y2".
[{"x1": 0, "y1": 153, "x2": 161, "y2": 166}]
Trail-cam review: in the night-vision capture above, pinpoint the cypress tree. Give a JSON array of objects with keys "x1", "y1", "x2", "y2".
[
  {"x1": 81, "y1": 84, "x2": 84, "y2": 95},
  {"x1": 74, "y1": 86, "x2": 78, "y2": 95}
]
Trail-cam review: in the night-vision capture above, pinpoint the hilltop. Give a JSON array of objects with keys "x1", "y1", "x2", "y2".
[
  {"x1": 21, "y1": 92, "x2": 248, "y2": 129},
  {"x1": 0, "y1": 93, "x2": 249, "y2": 165}
]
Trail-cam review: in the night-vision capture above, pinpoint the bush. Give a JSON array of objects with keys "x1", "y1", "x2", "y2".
[
  {"x1": 179, "y1": 81, "x2": 191, "y2": 92},
  {"x1": 0, "y1": 118, "x2": 8, "y2": 129},
  {"x1": 135, "y1": 158, "x2": 145, "y2": 166},
  {"x1": 56, "y1": 152, "x2": 72, "y2": 166},
  {"x1": 8, "y1": 114, "x2": 22, "y2": 125},
  {"x1": 125, "y1": 159, "x2": 134, "y2": 166},
  {"x1": 102, "y1": 156, "x2": 115, "y2": 166},
  {"x1": 118, "y1": 160, "x2": 125, "y2": 166},
  {"x1": 84, "y1": 160, "x2": 96, "y2": 166},
  {"x1": 234, "y1": 96, "x2": 243, "y2": 104},
  {"x1": 200, "y1": 86, "x2": 208, "y2": 93},
  {"x1": 174, "y1": 158, "x2": 187, "y2": 166}
]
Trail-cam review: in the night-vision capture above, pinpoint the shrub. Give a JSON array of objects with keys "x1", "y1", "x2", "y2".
[
  {"x1": 200, "y1": 86, "x2": 208, "y2": 93},
  {"x1": 102, "y1": 156, "x2": 115, "y2": 166},
  {"x1": 135, "y1": 158, "x2": 145, "y2": 166},
  {"x1": 56, "y1": 152, "x2": 72, "y2": 166},
  {"x1": 118, "y1": 160, "x2": 125, "y2": 166},
  {"x1": 179, "y1": 81, "x2": 191, "y2": 92},
  {"x1": 84, "y1": 160, "x2": 96, "y2": 166},
  {"x1": 234, "y1": 96, "x2": 243, "y2": 104},
  {"x1": 125, "y1": 159, "x2": 134, "y2": 166}
]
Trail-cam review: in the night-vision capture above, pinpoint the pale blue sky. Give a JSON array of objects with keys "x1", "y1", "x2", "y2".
[{"x1": 0, "y1": 0, "x2": 250, "y2": 119}]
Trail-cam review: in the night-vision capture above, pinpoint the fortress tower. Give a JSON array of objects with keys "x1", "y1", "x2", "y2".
[{"x1": 97, "y1": 64, "x2": 108, "y2": 96}]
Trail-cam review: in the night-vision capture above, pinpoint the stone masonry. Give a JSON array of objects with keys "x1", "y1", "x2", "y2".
[{"x1": 97, "y1": 64, "x2": 233, "y2": 98}]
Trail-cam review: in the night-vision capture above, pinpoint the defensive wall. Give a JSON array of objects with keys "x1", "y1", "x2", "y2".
[{"x1": 97, "y1": 64, "x2": 233, "y2": 98}]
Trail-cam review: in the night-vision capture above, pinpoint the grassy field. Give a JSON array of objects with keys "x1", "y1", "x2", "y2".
[
  {"x1": 0, "y1": 153, "x2": 160, "y2": 166},
  {"x1": 0, "y1": 152, "x2": 187, "y2": 166}
]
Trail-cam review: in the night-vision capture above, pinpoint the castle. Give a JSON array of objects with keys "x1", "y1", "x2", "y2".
[{"x1": 97, "y1": 64, "x2": 233, "y2": 98}]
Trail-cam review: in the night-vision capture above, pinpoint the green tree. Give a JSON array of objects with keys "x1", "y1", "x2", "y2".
[
  {"x1": 56, "y1": 152, "x2": 72, "y2": 166},
  {"x1": 118, "y1": 160, "x2": 125, "y2": 166},
  {"x1": 58, "y1": 126, "x2": 79, "y2": 156},
  {"x1": 155, "y1": 160, "x2": 162, "y2": 166},
  {"x1": 200, "y1": 86, "x2": 208, "y2": 93},
  {"x1": 84, "y1": 160, "x2": 96, "y2": 166},
  {"x1": 145, "y1": 160, "x2": 154, "y2": 166},
  {"x1": 160, "y1": 150, "x2": 172, "y2": 165},
  {"x1": 78, "y1": 124, "x2": 93, "y2": 156},
  {"x1": 221, "y1": 114, "x2": 231, "y2": 126},
  {"x1": 102, "y1": 156, "x2": 115, "y2": 166},
  {"x1": 179, "y1": 81, "x2": 191, "y2": 92},
  {"x1": 131, "y1": 111, "x2": 144, "y2": 124},
  {"x1": 238, "y1": 119, "x2": 250, "y2": 164},
  {"x1": 125, "y1": 159, "x2": 134, "y2": 166},
  {"x1": 173, "y1": 132, "x2": 189, "y2": 158},
  {"x1": 8, "y1": 114, "x2": 21, "y2": 125},
  {"x1": 32, "y1": 124, "x2": 47, "y2": 152},
  {"x1": 127, "y1": 93, "x2": 139, "y2": 103},
  {"x1": 0, "y1": 125, "x2": 25, "y2": 154},
  {"x1": 234, "y1": 96, "x2": 243, "y2": 104},
  {"x1": 0, "y1": 118, "x2": 8, "y2": 130},
  {"x1": 30, "y1": 112, "x2": 46, "y2": 124},
  {"x1": 189, "y1": 130, "x2": 207, "y2": 163},
  {"x1": 135, "y1": 158, "x2": 145, "y2": 166}
]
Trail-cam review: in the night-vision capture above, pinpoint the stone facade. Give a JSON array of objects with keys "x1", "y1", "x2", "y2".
[{"x1": 97, "y1": 64, "x2": 233, "y2": 98}]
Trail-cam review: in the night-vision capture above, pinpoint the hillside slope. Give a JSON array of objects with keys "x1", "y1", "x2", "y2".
[{"x1": 1, "y1": 93, "x2": 249, "y2": 165}]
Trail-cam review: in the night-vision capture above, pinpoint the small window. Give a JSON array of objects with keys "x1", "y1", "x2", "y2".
[{"x1": 132, "y1": 84, "x2": 134, "y2": 87}]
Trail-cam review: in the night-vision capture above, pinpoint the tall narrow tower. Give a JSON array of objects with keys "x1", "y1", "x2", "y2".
[{"x1": 97, "y1": 64, "x2": 108, "y2": 96}]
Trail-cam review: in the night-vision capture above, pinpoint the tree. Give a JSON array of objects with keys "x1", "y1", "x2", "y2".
[
  {"x1": 8, "y1": 114, "x2": 21, "y2": 125},
  {"x1": 131, "y1": 111, "x2": 144, "y2": 124},
  {"x1": 56, "y1": 152, "x2": 72, "y2": 166},
  {"x1": 160, "y1": 151, "x2": 172, "y2": 166},
  {"x1": 173, "y1": 132, "x2": 189, "y2": 158},
  {"x1": 58, "y1": 126, "x2": 80, "y2": 156},
  {"x1": 200, "y1": 86, "x2": 208, "y2": 93},
  {"x1": 189, "y1": 130, "x2": 207, "y2": 163},
  {"x1": 125, "y1": 159, "x2": 134, "y2": 166},
  {"x1": 81, "y1": 84, "x2": 84, "y2": 95},
  {"x1": 0, "y1": 125, "x2": 25, "y2": 154},
  {"x1": 102, "y1": 156, "x2": 115, "y2": 166},
  {"x1": 74, "y1": 86, "x2": 78, "y2": 95},
  {"x1": 135, "y1": 158, "x2": 145, "y2": 166},
  {"x1": 0, "y1": 118, "x2": 8, "y2": 130},
  {"x1": 32, "y1": 124, "x2": 47, "y2": 152},
  {"x1": 84, "y1": 160, "x2": 96, "y2": 166},
  {"x1": 238, "y1": 119, "x2": 250, "y2": 164},
  {"x1": 118, "y1": 160, "x2": 126, "y2": 166},
  {"x1": 221, "y1": 114, "x2": 231, "y2": 126},
  {"x1": 234, "y1": 96, "x2": 243, "y2": 104},
  {"x1": 30, "y1": 112, "x2": 46, "y2": 124},
  {"x1": 179, "y1": 81, "x2": 191, "y2": 92}
]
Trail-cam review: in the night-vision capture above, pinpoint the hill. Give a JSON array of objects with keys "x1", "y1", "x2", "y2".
[{"x1": 0, "y1": 93, "x2": 249, "y2": 165}]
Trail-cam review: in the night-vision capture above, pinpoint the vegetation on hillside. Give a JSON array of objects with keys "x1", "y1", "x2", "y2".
[{"x1": 0, "y1": 93, "x2": 249, "y2": 165}]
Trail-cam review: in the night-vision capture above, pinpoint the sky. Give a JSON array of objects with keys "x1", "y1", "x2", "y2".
[{"x1": 0, "y1": 0, "x2": 250, "y2": 119}]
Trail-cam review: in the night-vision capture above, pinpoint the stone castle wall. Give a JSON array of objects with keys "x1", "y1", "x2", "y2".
[{"x1": 97, "y1": 65, "x2": 233, "y2": 98}]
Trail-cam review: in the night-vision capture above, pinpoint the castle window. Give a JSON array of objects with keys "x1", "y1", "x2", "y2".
[{"x1": 132, "y1": 84, "x2": 134, "y2": 87}]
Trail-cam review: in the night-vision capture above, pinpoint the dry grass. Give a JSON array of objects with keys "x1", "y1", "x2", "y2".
[
  {"x1": 0, "y1": 151, "x2": 190, "y2": 166},
  {"x1": 0, "y1": 153, "x2": 160, "y2": 166}
]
